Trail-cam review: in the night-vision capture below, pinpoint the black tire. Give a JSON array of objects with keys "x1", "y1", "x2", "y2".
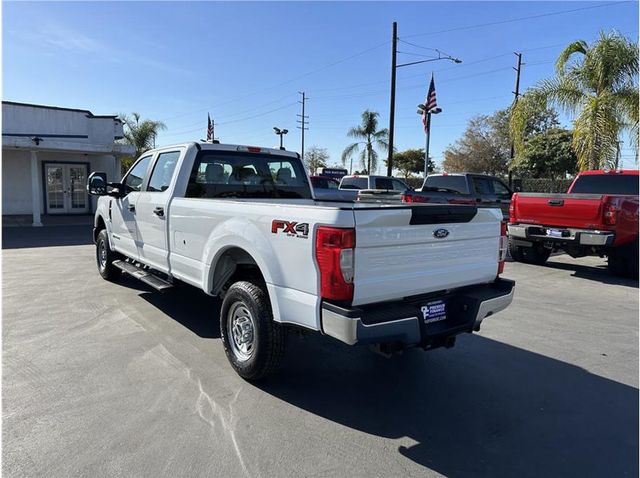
[
  {"x1": 96, "y1": 229, "x2": 122, "y2": 281},
  {"x1": 519, "y1": 243, "x2": 552, "y2": 265},
  {"x1": 220, "y1": 281, "x2": 286, "y2": 380},
  {"x1": 608, "y1": 241, "x2": 639, "y2": 279},
  {"x1": 508, "y1": 237, "x2": 524, "y2": 262}
]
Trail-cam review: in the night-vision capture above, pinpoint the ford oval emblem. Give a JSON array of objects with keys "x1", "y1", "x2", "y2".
[{"x1": 433, "y1": 228, "x2": 449, "y2": 239}]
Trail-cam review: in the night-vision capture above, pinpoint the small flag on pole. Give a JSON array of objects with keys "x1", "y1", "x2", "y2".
[
  {"x1": 206, "y1": 114, "x2": 214, "y2": 142},
  {"x1": 422, "y1": 74, "x2": 437, "y2": 134}
]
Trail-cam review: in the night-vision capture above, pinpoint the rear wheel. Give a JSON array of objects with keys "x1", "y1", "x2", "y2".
[
  {"x1": 220, "y1": 280, "x2": 286, "y2": 380},
  {"x1": 520, "y1": 244, "x2": 551, "y2": 265},
  {"x1": 96, "y1": 229, "x2": 122, "y2": 281},
  {"x1": 508, "y1": 237, "x2": 524, "y2": 262}
]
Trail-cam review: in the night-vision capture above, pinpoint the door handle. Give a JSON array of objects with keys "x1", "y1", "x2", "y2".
[
  {"x1": 548, "y1": 199, "x2": 564, "y2": 206},
  {"x1": 153, "y1": 207, "x2": 165, "y2": 217},
  {"x1": 128, "y1": 204, "x2": 136, "y2": 212}
]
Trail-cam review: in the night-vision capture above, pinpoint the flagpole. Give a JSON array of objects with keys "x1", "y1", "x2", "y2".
[{"x1": 424, "y1": 112, "x2": 431, "y2": 178}]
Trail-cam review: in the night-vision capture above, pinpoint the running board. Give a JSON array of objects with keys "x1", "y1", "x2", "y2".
[{"x1": 112, "y1": 260, "x2": 173, "y2": 291}]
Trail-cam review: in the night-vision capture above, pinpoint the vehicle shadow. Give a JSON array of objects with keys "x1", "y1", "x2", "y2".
[
  {"x1": 542, "y1": 260, "x2": 639, "y2": 288},
  {"x1": 258, "y1": 334, "x2": 638, "y2": 478},
  {"x1": 2, "y1": 225, "x2": 94, "y2": 249},
  {"x1": 137, "y1": 281, "x2": 221, "y2": 339}
]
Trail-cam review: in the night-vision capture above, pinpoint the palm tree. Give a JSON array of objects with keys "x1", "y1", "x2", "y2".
[
  {"x1": 120, "y1": 112, "x2": 166, "y2": 170},
  {"x1": 341, "y1": 110, "x2": 389, "y2": 174},
  {"x1": 511, "y1": 31, "x2": 638, "y2": 170}
]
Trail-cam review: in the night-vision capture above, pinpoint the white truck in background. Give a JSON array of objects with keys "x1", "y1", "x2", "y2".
[{"x1": 88, "y1": 142, "x2": 514, "y2": 379}]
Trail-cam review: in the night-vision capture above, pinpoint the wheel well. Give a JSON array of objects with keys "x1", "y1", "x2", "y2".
[
  {"x1": 94, "y1": 216, "x2": 106, "y2": 242},
  {"x1": 211, "y1": 247, "x2": 265, "y2": 296}
]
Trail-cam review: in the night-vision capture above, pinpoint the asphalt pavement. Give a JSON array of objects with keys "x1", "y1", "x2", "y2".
[{"x1": 3, "y1": 226, "x2": 638, "y2": 477}]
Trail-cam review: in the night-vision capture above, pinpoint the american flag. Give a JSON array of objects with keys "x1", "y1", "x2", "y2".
[
  {"x1": 206, "y1": 113, "x2": 214, "y2": 142},
  {"x1": 422, "y1": 74, "x2": 437, "y2": 134}
]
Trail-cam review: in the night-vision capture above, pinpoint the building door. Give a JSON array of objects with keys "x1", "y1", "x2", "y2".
[{"x1": 45, "y1": 163, "x2": 89, "y2": 214}]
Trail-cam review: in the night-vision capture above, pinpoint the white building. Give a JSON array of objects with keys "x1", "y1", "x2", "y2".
[{"x1": 2, "y1": 101, "x2": 135, "y2": 226}]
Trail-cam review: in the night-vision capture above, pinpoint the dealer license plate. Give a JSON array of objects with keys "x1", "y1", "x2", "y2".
[
  {"x1": 421, "y1": 300, "x2": 447, "y2": 324},
  {"x1": 546, "y1": 228, "x2": 564, "y2": 238}
]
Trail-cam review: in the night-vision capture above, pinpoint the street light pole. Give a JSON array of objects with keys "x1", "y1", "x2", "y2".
[
  {"x1": 386, "y1": 21, "x2": 398, "y2": 178},
  {"x1": 273, "y1": 127, "x2": 288, "y2": 150},
  {"x1": 386, "y1": 22, "x2": 461, "y2": 177}
]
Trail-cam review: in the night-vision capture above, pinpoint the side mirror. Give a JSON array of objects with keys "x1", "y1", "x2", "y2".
[{"x1": 87, "y1": 172, "x2": 107, "y2": 196}]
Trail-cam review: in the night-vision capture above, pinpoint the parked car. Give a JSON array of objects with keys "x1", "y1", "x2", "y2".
[
  {"x1": 88, "y1": 142, "x2": 514, "y2": 379},
  {"x1": 508, "y1": 169, "x2": 639, "y2": 278},
  {"x1": 339, "y1": 175, "x2": 410, "y2": 192},
  {"x1": 416, "y1": 173, "x2": 513, "y2": 219},
  {"x1": 309, "y1": 175, "x2": 357, "y2": 201}
]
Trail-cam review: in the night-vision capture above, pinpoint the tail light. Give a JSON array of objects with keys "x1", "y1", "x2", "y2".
[
  {"x1": 603, "y1": 196, "x2": 618, "y2": 226},
  {"x1": 509, "y1": 195, "x2": 517, "y2": 223},
  {"x1": 315, "y1": 227, "x2": 355, "y2": 301},
  {"x1": 498, "y1": 221, "x2": 508, "y2": 275},
  {"x1": 401, "y1": 193, "x2": 429, "y2": 204}
]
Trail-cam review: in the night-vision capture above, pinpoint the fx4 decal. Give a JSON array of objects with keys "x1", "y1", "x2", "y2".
[{"x1": 271, "y1": 220, "x2": 309, "y2": 238}]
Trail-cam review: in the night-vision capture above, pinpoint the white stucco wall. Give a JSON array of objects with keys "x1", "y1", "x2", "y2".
[{"x1": 2, "y1": 150, "x2": 33, "y2": 215}]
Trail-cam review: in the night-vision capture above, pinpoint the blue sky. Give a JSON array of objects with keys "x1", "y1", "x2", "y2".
[{"x1": 4, "y1": 1, "x2": 639, "y2": 173}]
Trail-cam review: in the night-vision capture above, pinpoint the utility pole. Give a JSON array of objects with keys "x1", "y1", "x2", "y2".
[
  {"x1": 386, "y1": 21, "x2": 398, "y2": 177},
  {"x1": 508, "y1": 52, "x2": 522, "y2": 188},
  {"x1": 297, "y1": 91, "x2": 309, "y2": 161}
]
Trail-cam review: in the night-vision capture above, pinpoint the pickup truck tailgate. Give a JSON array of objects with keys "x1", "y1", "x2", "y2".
[
  {"x1": 352, "y1": 205, "x2": 500, "y2": 306},
  {"x1": 512, "y1": 193, "x2": 605, "y2": 229}
]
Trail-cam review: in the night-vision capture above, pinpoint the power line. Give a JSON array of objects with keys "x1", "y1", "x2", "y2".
[
  {"x1": 159, "y1": 41, "x2": 388, "y2": 122},
  {"x1": 402, "y1": 1, "x2": 631, "y2": 38},
  {"x1": 161, "y1": 102, "x2": 298, "y2": 137}
]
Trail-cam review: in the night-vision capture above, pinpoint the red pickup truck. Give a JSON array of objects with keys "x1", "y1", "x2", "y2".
[{"x1": 508, "y1": 169, "x2": 639, "y2": 278}]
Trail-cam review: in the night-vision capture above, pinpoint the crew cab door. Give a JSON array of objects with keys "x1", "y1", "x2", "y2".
[
  {"x1": 135, "y1": 150, "x2": 182, "y2": 273},
  {"x1": 110, "y1": 154, "x2": 153, "y2": 260}
]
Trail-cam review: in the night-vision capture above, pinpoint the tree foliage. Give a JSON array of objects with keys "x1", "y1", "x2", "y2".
[
  {"x1": 304, "y1": 146, "x2": 330, "y2": 174},
  {"x1": 442, "y1": 111, "x2": 511, "y2": 174},
  {"x1": 385, "y1": 149, "x2": 434, "y2": 178},
  {"x1": 514, "y1": 128, "x2": 578, "y2": 179},
  {"x1": 120, "y1": 112, "x2": 166, "y2": 171},
  {"x1": 511, "y1": 31, "x2": 639, "y2": 170},
  {"x1": 341, "y1": 110, "x2": 389, "y2": 173}
]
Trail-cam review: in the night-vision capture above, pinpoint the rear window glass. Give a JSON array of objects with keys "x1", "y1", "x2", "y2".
[
  {"x1": 311, "y1": 177, "x2": 339, "y2": 189},
  {"x1": 186, "y1": 152, "x2": 311, "y2": 199},
  {"x1": 570, "y1": 174, "x2": 639, "y2": 195},
  {"x1": 340, "y1": 177, "x2": 368, "y2": 190},
  {"x1": 424, "y1": 175, "x2": 469, "y2": 194}
]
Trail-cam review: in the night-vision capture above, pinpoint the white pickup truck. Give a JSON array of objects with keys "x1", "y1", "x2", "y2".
[{"x1": 88, "y1": 142, "x2": 514, "y2": 379}]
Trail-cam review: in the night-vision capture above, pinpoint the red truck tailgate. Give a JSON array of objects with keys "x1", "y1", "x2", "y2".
[{"x1": 511, "y1": 193, "x2": 607, "y2": 229}]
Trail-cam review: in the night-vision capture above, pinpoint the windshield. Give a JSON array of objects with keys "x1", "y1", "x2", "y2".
[
  {"x1": 424, "y1": 175, "x2": 469, "y2": 194},
  {"x1": 186, "y1": 151, "x2": 312, "y2": 199},
  {"x1": 570, "y1": 174, "x2": 639, "y2": 195}
]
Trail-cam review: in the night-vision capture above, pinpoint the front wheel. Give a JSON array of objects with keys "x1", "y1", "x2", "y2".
[
  {"x1": 96, "y1": 229, "x2": 122, "y2": 281},
  {"x1": 220, "y1": 281, "x2": 286, "y2": 380}
]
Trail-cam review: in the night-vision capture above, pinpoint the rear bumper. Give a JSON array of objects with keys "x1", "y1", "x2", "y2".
[
  {"x1": 508, "y1": 224, "x2": 614, "y2": 247},
  {"x1": 320, "y1": 278, "x2": 515, "y2": 347}
]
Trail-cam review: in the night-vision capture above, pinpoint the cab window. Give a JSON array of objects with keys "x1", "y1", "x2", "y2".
[
  {"x1": 147, "y1": 151, "x2": 180, "y2": 192},
  {"x1": 123, "y1": 156, "x2": 152, "y2": 194}
]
